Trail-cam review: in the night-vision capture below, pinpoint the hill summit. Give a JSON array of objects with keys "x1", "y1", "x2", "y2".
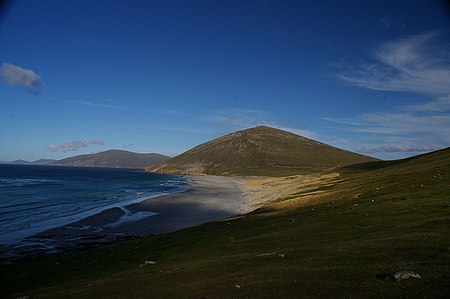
[{"x1": 148, "y1": 126, "x2": 376, "y2": 176}]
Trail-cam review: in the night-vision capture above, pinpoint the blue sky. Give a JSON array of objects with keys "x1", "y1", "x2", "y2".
[{"x1": 1, "y1": 0, "x2": 450, "y2": 161}]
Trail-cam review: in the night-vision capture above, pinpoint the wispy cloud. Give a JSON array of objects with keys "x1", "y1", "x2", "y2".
[
  {"x1": 328, "y1": 32, "x2": 450, "y2": 158},
  {"x1": 358, "y1": 144, "x2": 445, "y2": 154},
  {"x1": 165, "y1": 109, "x2": 187, "y2": 116},
  {"x1": 380, "y1": 16, "x2": 393, "y2": 29},
  {"x1": 324, "y1": 111, "x2": 450, "y2": 137},
  {"x1": 324, "y1": 97, "x2": 450, "y2": 157},
  {"x1": 89, "y1": 139, "x2": 105, "y2": 145},
  {"x1": 228, "y1": 108, "x2": 265, "y2": 114},
  {"x1": 47, "y1": 138, "x2": 106, "y2": 152},
  {"x1": 208, "y1": 109, "x2": 319, "y2": 139},
  {"x1": 161, "y1": 127, "x2": 209, "y2": 134},
  {"x1": 68, "y1": 100, "x2": 128, "y2": 110},
  {"x1": 268, "y1": 126, "x2": 319, "y2": 139},
  {"x1": 47, "y1": 140, "x2": 87, "y2": 153},
  {"x1": 406, "y1": 95, "x2": 450, "y2": 112},
  {"x1": 159, "y1": 108, "x2": 319, "y2": 141},
  {"x1": 335, "y1": 32, "x2": 450, "y2": 95},
  {"x1": 0, "y1": 63, "x2": 44, "y2": 94}
]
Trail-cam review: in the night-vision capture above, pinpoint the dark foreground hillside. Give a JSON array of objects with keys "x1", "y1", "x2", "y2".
[{"x1": 1, "y1": 148, "x2": 449, "y2": 298}]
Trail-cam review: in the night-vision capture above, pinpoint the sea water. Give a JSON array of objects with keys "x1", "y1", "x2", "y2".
[{"x1": 0, "y1": 164, "x2": 187, "y2": 247}]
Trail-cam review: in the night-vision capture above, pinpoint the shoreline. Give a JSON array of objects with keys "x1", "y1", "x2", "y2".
[
  {"x1": 2, "y1": 175, "x2": 247, "y2": 260},
  {"x1": 66, "y1": 175, "x2": 247, "y2": 236}
]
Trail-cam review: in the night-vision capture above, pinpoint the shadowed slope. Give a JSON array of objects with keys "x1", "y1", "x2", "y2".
[
  {"x1": 148, "y1": 126, "x2": 376, "y2": 176},
  {"x1": 340, "y1": 147, "x2": 450, "y2": 173}
]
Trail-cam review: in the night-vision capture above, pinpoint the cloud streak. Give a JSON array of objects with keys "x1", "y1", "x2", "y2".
[
  {"x1": 47, "y1": 139, "x2": 106, "y2": 152},
  {"x1": 357, "y1": 144, "x2": 445, "y2": 154},
  {"x1": 0, "y1": 63, "x2": 44, "y2": 94},
  {"x1": 208, "y1": 109, "x2": 319, "y2": 139},
  {"x1": 89, "y1": 139, "x2": 105, "y2": 145},
  {"x1": 323, "y1": 96, "x2": 450, "y2": 158},
  {"x1": 47, "y1": 140, "x2": 87, "y2": 153},
  {"x1": 335, "y1": 32, "x2": 450, "y2": 95},
  {"x1": 406, "y1": 95, "x2": 450, "y2": 112},
  {"x1": 324, "y1": 111, "x2": 450, "y2": 137},
  {"x1": 328, "y1": 32, "x2": 450, "y2": 158},
  {"x1": 69, "y1": 100, "x2": 128, "y2": 110}
]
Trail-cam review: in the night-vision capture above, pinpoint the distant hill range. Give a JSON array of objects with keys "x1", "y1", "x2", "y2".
[
  {"x1": 7, "y1": 150, "x2": 169, "y2": 169},
  {"x1": 53, "y1": 150, "x2": 169, "y2": 168},
  {"x1": 34, "y1": 159, "x2": 58, "y2": 165},
  {"x1": 7, "y1": 159, "x2": 57, "y2": 165},
  {"x1": 148, "y1": 126, "x2": 377, "y2": 176}
]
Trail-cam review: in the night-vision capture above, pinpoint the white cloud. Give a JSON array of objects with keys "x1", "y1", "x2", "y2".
[
  {"x1": 47, "y1": 140, "x2": 87, "y2": 153},
  {"x1": 335, "y1": 32, "x2": 450, "y2": 95},
  {"x1": 0, "y1": 63, "x2": 44, "y2": 94}
]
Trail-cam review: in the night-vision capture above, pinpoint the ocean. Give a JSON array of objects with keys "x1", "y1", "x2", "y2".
[{"x1": 0, "y1": 164, "x2": 187, "y2": 250}]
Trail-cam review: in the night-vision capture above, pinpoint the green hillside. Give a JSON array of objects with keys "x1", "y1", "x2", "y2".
[
  {"x1": 2, "y1": 148, "x2": 449, "y2": 298},
  {"x1": 148, "y1": 126, "x2": 376, "y2": 176}
]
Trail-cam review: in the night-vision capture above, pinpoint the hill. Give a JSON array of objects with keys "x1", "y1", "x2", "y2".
[
  {"x1": 3, "y1": 148, "x2": 449, "y2": 298},
  {"x1": 32, "y1": 159, "x2": 57, "y2": 165},
  {"x1": 148, "y1": 126, "x2": 377, "y2": 176},
  {"x1": 53, "y1": 150, "x2": 169, "y2": 168},
  {"x1": 9, "y1": 159, "x2": 32, "y2": 164}
]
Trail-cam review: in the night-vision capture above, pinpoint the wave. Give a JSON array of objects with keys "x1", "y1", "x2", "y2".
[
  {"x1": 0, "y1": 192, "x2": 169, "y2": 245},
  {"x1": 0, "y1": 166, "x2": 188, "y2": 248},
  {"x1": 0, "y1": 178, "x2": 61, "y2": 188}
]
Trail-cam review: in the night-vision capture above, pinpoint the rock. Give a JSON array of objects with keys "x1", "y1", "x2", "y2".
[
  {"x1": 139, "y1": 260, "x2": 157, "y2": 267},
  {"x1": 384, "y1": 270, "x2": 421, "y2": 282}
]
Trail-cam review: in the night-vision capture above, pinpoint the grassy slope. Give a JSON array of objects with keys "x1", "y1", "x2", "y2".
[
  {"x1": 148, "y1": 126, "x2": 376, "y2": 176},
  {"x1": 1, "y1": 149, "x2": 449, "y2": 298}
]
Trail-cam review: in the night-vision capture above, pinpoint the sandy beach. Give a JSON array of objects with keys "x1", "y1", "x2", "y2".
[
  {"x1": 1, "y1": 172, "x2": 345, "y2": 261},
  {"x1": 6, "y1": 172, "x2": 346, "y2": 259},
  {"x1": 28, "y1": 175, "x2": 248, "y2": 248},
  {"x1": 106, "y1": 175, "x2": 248, "y2": 235},
  {"x1": 31, "y1": 173, "x2": 344, "y2": 243}
]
